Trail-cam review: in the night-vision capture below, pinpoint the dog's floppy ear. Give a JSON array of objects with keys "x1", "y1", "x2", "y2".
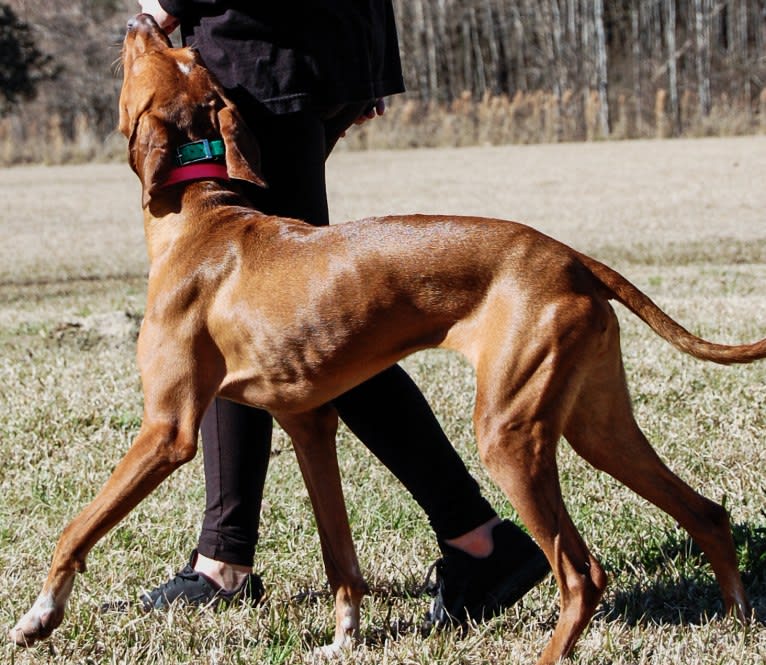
[
  {"x1": 129, "y1": 113, "x2": 176, "y2": 208},
  {"x1": 217, "y1": 105, "x2": 267, "y2": 188}
]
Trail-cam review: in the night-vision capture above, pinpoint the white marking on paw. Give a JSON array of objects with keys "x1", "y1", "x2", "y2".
[
  {"x1": 10, "y1": 591, "x2": 56, "y2": 645},
  {"x1": 315, "y1": 641, "x2": 345, "y2": 660}
]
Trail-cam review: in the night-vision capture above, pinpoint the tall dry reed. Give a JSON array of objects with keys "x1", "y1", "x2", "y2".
[{"x1": 0, "y1": 89, "x2": 762, "y2": 164}]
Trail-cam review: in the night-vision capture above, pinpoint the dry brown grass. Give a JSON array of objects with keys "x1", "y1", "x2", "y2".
[
  {"x1": 340, "y1": 90, "x2": 763, "y2": 151},
  {"x1": 1, "y1": 90, "x2": 763, "y2": 166},
  {"x1": 1, "y1": 136, "x2": 765, "y2": 664}
]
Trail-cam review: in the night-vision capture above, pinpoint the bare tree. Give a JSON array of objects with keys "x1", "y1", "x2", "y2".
[
  {"x1": 694, "y1": 0, "x2": 712, "y2": 116},
  {"x1": 593, "y1": 0, "x2": 610, "y2": 136},
  {"x1": 631, "y1": 3, "x2": 643, "y2": 133},
  {"x1": 738, "y1": 0, "x2": 751, "y2": 107},
  {"x1": 664, "y1": 0, "x2": 682, "y2": 135}
]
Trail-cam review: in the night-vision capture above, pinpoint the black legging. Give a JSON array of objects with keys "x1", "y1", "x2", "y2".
[{"x1": 197, "y1": 97, "x2": 496, "y2": 566}]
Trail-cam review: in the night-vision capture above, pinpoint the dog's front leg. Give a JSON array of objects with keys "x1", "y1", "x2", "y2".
[
  {"x1": 10, "y1": 413, "x2": 200, "y2": 646},
  {"x1": 277, "y1": 407, "x2": 368, "y2": 656},
  {"x1": 9, "y1": 307, "x2": 222, "y2": 647}
]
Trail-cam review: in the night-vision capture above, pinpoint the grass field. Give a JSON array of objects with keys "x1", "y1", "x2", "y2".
[{"x1": 1, "y1": 135, "x2": 765, "y2": 664}]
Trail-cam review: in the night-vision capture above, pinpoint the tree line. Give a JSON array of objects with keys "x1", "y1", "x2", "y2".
[
  {"x1": 0, "y1": 0, "x2": 129, "y2": 162},
  {"x1": 393, "y1": 0, "x2": 765, "y2": 139},
  {"x1": 1, "y1": 0, "x2": 764, "y2": 163}
]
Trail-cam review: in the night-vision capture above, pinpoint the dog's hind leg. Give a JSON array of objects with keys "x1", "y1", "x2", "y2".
[
  {"x1": 563, "y1": 322, "x2": 751, "y2": 622},
  {"x1": 276, "y1": 406, "x2": 368, "y2": 656},
  {"x1": 474, "y1": 401, "x2": 608, "y2": 664},
  {"x1": 469, "y1": 295, "x2": 615, "y2": 664}
]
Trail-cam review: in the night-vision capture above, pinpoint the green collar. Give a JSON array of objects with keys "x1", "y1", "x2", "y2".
[{"x1": 175, "y1": 139, "x2": 225, "y2": 166}]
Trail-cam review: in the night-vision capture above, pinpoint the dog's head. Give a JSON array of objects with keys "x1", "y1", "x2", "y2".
[{"x1": 120, "y1": 14, "x2": 265, "y2": 207}]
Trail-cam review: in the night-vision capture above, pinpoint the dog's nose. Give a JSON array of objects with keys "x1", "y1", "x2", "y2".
[
  {"x1": 126, "y1": 13, "x2": 152, "y2": 31},
  {"x1": 126, "y1": 14, "x2": 140, "y2": 30}
]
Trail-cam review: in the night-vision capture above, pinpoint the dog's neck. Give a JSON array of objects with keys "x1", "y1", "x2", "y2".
[
  {"x1": 142, "y1": 181, "x2": 263, "y2": 266},
  {"x1": 149, "y1": 176, "x2": 254, "y2": 213}
]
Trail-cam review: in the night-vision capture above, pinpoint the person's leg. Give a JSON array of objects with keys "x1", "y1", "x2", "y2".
[
  {"x1": 195, "y1": 399, "x2": 272, "y2": 577},
  {"x1": 332, "y1": 364, "x2": 497, "y2": 540},
  {"x1": 140, "y1": 399, "x2": 271, "y2": 609},
  {"x1": 232, "y1": 95, "x2": 334, "y2": 226}
]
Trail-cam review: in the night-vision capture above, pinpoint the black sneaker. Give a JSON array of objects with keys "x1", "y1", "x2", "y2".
[
  {"x1": 426, "y1": 520, "x2": 550, "y2": 627},
  {"x1": 140, "y1": 550, "x2": 265, "y2": 611}
]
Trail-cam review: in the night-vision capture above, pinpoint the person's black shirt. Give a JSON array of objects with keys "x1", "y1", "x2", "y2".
[{"x1": 158, "y1": 0, "x2": 405, "y2": 113}]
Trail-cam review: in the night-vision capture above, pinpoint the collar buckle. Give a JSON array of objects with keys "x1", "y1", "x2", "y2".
[{"x1": 175, "y1": 138, "x2": 225, "y2": 166}]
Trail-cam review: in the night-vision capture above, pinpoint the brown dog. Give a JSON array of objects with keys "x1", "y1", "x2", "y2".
[{"x1": 10, "y1": 14, "x2": 761, "y2": 664}]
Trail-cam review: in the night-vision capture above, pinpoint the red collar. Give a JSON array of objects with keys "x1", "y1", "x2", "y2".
[{"x1": 161, "y1": 163, "x2": 229, "y2": 188}]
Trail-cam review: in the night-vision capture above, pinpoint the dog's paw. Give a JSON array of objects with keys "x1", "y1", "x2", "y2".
[
  {"x1": 9, "y1": 592, "x2": 61, "y2": 647},
  {"x1": 313, "y1": 638, "x2": 352, "y2": 660}
]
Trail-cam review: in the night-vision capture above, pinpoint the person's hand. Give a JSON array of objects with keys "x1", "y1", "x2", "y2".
[
  {"x1": 354, "y1": 99, "x2": 386, "y2": 126},
  {"x1": 137, "y1": 0, "x2": 179, "y2": 33},
  {"x1": 340, "y1": 99, "x2": 386, "y2": 139}
]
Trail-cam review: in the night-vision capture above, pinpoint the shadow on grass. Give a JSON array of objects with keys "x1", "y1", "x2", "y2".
[
  {"x1": 604, "y1": 521, "x2": 766, "y2": 627},
  {"x1": 293, "y1": 579, "x2": 435, "y2": 649},
  {"x1": 293, "y1": 522, "x2": 766, "y2": 648}
]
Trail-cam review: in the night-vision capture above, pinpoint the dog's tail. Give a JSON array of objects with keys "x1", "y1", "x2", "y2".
[{"x1": 577, "y1": 251, "x2": 766, "y2": 365}]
